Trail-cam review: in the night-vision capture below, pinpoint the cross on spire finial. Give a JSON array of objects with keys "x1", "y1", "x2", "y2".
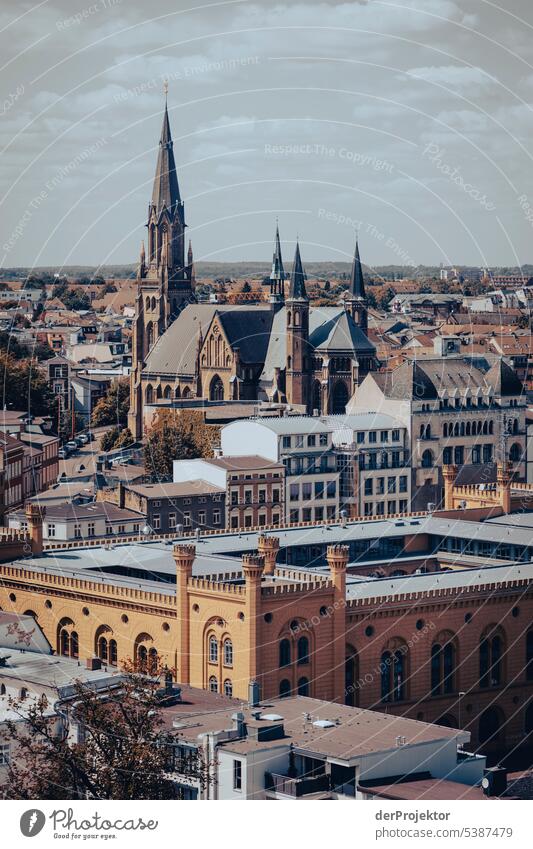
[{"x1": 163, "y1": 79, "x2": 169, "y2": 100}]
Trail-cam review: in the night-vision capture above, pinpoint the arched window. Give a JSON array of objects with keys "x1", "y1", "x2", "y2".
[
  {"x1": 443, "y1": 423, "x2": 448, "y2": 437},
  {"x1": 443, "y1": 447, "x2": 452, "y2": 464},
  {"x1": 526, "y1": 630, "x2": 533, "y2": 680},
  {"x1": 297, "y1": 636, "x2": 309, "y2": 665},
  {"x1": 146, "y1": 321, "x2": 154, "y2": 350},
  {"x1": 480, "y1": 629, "x2": 504, "y2": 688},
  {"x1": 209, "y1": 676, "x2": 218, "y2": 693},
  {"x1": 148, "y1": 647, "x2": 158, "y2": 675},
  {"x1": 381, "y1": 643, "x2": 407, "y2": 702},
  {"x1": 182, "y1": 386, "x2": 191, "y2": 399},
  {"x1": 137, "y1": 644, "x2": 148, "y2": 671},
  {"x1": 209, "y1": 635, "x2": 218, "y2": 663},
  {"x1": 109, "y1": 639, "x2": 118, "y2": 666},
  {"x1": 224, "y1": 679, "x2": 233, "y2": 698},
  {"x1": 466, "y1": 422, "x2": 471, "y2": 436},
  {"x1": 279, "y1": 679, "x2": 291, "y2": 698},
  {"x1": 332, "y1": 381, "x2": 349, "y2": 415},
  {"x1": 0, "y1": 684, "x2": 5, "y2": 695},
  {"x1": 163, "y1": 385, "x2": 171, "y2": 399},
  {"x1": 20, "y1": 688, "x2": 28, "y2": 701},
  {"x1": 60, "y1": 629, "x2": 70, "y2": 656},
  {"x1": 209, "y1": 375, "x2": 224, "y2": 402},
  {"x1": 431, "y1": 636, "x2": 456, "y2": 695},
  {"x1": 297, "y1": 677, "x2": 309, "y2": 696},
  {"x1": 98, "y1": 636, "x2": 108, "y2": 662},
  {"x1": 156, "y1": 385, "x2": 162, "y2": 400},
  {"x1": 175, "y1": 386, "x2": 181, "y2": 399},
  {"x1": 489, "y1": 420, "x2": 494, "y2": 434},
  {"x1": 482, "y1": 420, "x2": 488, "y2": 435},
  {"x1": 312, "y1": 381, "x2": 321, "y2": 414},
  {"x1": 460, "y1": 422, "x2": 465, "y2": 436},
  {"x1": 145, "y1": 384, "x2": 153, "y2": 404},
  {"x1": 223, "y1": 639, "x2": 233, "y2": 667},
  {"x1": 421, "y1": 449, "x2": 434, "y2": 468},
  {"x1": 345, "y1": 646, "x2": 359, "y2": 707},
  {"x1": 279, "y1": 639, "x2": 291, "y2": 668},
  {"x1": 510, "y1": 443, "x2": 522, "y2": 462},
  {"x1": 70, "y1": 631, "x2": 79, "y2": 659}
]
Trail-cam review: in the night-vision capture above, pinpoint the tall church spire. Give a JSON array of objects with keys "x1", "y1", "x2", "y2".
[
  {"x1": 350, "y1": 239, "x2": 365, "y2": 299},
  {"x1": 288, "y1": 241, "x2": 307, "y2": 300},
  {"x1": 151, "y1": 95, "x2": 181, "y2": 215},
  {"x1": 269, "y1": 222, "x2": 285, "y2": 304},
  {"x1": 345, "y1": 237, "x2": 368, "y2": 336}
]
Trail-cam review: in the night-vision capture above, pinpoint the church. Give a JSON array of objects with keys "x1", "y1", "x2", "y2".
[{"x1": 128, "y1": 99, "x2": 377, "y2": 439}]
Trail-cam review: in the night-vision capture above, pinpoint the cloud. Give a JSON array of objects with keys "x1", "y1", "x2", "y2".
[{"x1": 404, "y1": 64, "x2": 495, "y2": 93}]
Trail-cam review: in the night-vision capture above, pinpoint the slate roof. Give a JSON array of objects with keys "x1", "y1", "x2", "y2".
[
  {"x1": 151, "y1": 103, "x2": 181, "y2": 216},
  {"x1": 485, "y1": 358, "x2": 524, "y2": 396},
  {"x1": 143, "y1": 304, "x2": 272, "y2": 377},
  {"x1": 260, "y1": 306, "x2": 375, "y2": 385}
]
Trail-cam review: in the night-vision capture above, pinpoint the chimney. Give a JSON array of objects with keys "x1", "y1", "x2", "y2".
[
  {"x1": 248, "y1": 680, "x2": 261, "y2": 707},
  {"x1": 25, "y1": 503, "x2": 45, "y2": 556}
]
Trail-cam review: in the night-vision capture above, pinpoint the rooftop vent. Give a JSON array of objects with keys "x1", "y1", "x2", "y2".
[
  {"x1": 313, "y1": 719, "x2": 335, "y2": 729},
  {"x1": 260, "y1": 713, "x2": 283, "y2": 722}
]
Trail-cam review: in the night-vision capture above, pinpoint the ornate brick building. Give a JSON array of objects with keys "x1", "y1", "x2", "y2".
[
  {"x1": 1, "y1": 510, "x2": 532, "y2": 756},
  {"x1": 128, "y1": 97, "x2": 377, "y2": 438}
]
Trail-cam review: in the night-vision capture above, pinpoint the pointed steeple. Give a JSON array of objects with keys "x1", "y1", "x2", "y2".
[
  {"x1": 187, "y1": 239, "x2": 193, "y2": 266},
  {"x1": 271, "y1": 224, "x2": 285, "y2": 283},
  {"x1": 288, "y1": 241, "x2": 307, "y2": 300},
  {"x1": 350, "y1": 239, "x2": 365, "y2": 299},
  {"x1": 151, "y1": 93, "x2": 181, "y2": 215}
]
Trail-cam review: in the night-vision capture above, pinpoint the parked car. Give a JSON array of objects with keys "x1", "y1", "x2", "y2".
[
  {"x1": 74, "y1": 436, "x2": 85, "y2": 447},
  {"x1": 58, "y1": 448, "x2": 69, "y2": 460},
  {"x1": 77, "y1": 434, "x2": 89, "y2": 445},
  {"x1": 66, "y1": 441, "x2": 78, "y2": 451}
]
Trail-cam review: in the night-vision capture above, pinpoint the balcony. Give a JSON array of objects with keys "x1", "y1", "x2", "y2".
[{"x1": 265, "y1": 771, "x2": 331, "y2": 798}]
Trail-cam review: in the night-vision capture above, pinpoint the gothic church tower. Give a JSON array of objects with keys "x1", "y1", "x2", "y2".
[{"x1": 128, "y1": 92, "x2": 194, "y2": 439}]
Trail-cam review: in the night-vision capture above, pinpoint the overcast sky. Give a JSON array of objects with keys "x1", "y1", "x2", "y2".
[{"x1": 2, "y1": 0, "x2": 533, "y2": 270}]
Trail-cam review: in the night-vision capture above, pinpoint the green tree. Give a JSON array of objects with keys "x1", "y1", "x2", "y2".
[
  {"x1": 241, "y1": 281, "x2": 252, "y2": 293},
  {"x1": 2, "y1": 660, "x2": 199, "y2": 800},
  {"x1": 91, "y1": 379, "x2": 130, "y2": 428},
  {"x1": 0, "y1": 352, "x2": 56, "y2": 416},
  {"x1": 144, "y1": 409, "x2": 219, "y2": 481}
]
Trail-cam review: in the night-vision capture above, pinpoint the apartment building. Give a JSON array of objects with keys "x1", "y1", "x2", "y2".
[
  {"x1": 8, "y1": 501, "x2": 144, "y2": 542},
  {"x1": 172, "y1": 456, "x2": 284, "y2": 530},
  {"x1": 220, "y1": 418, "x2": 339, "y2": 523},
  {"x1": 327, "y1": 413, "x2": 411, "y2": 517},
  {"x1": 349, "y1": 343, "x2": 526, "y2": 509},
  {"x1": 108, "y1": 480, "x2": 226, "y2": 533}
]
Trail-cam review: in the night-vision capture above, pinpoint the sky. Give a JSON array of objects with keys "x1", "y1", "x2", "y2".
[{"x1": 2, "y1": 0, "x2": 533, "y2": 270}]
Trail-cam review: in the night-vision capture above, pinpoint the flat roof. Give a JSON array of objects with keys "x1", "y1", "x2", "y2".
[
  {"x1": 246, "y1": 416, "x2": 335, "y2": 434},
  {"x1": 126, "y1": 480, "x2": 225, "y2": 498},
  {"x1": 174, "y1": 696, "x2": 463, "y2": 763},
  {"x1": 205, "y1": 455, "x2": 284, "y2": 471},
  {"x1": 361, "y1": 777, "x2": 486, "y2": 801}
]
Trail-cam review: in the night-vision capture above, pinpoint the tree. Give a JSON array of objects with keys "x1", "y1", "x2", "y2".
[
  {"x1": 241, "y1": 281, "x2": 251, "y2": 293},
  {"x1": 144, "y1": 409, "x2": 220, "y2": 481},
  {"x1": 91, "y1": 378, "x2": 130, "y2": 428},
  {"x1": 101, "y1": 426, "x2": 134, "y2": 452},
  {"x1": 1, "y1": 660, "x2": 201, "y2": 800},
  {"x1": 0, "y1": 352, "x2": 56, "y2": 416}
]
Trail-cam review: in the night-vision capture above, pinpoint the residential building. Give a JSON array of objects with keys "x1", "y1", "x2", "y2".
[
  {"x1": 8, "y1": 501, "x2": 143, "y2": 542},
  {"x1": 166, "y1": 696, "x2": 487, "y2": 800},
  {"x1": 328, "y1": 413, "x2": 411, "y2": 517},
  {"x1": 349, "y1": 347, "x2": 526, "y2": 509},
  {"x1": 172, "y1": 456, "x2": 284, "y2": 529},
  {"x1": 0, "y1": 432, "x2": 24, "y2": 520},
  {"x1": 104, "y1": 480, "x2": 226, "y2": 533},
  {"x1": 220, "y1": 417, "x2": 339, "y2": 523}
]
